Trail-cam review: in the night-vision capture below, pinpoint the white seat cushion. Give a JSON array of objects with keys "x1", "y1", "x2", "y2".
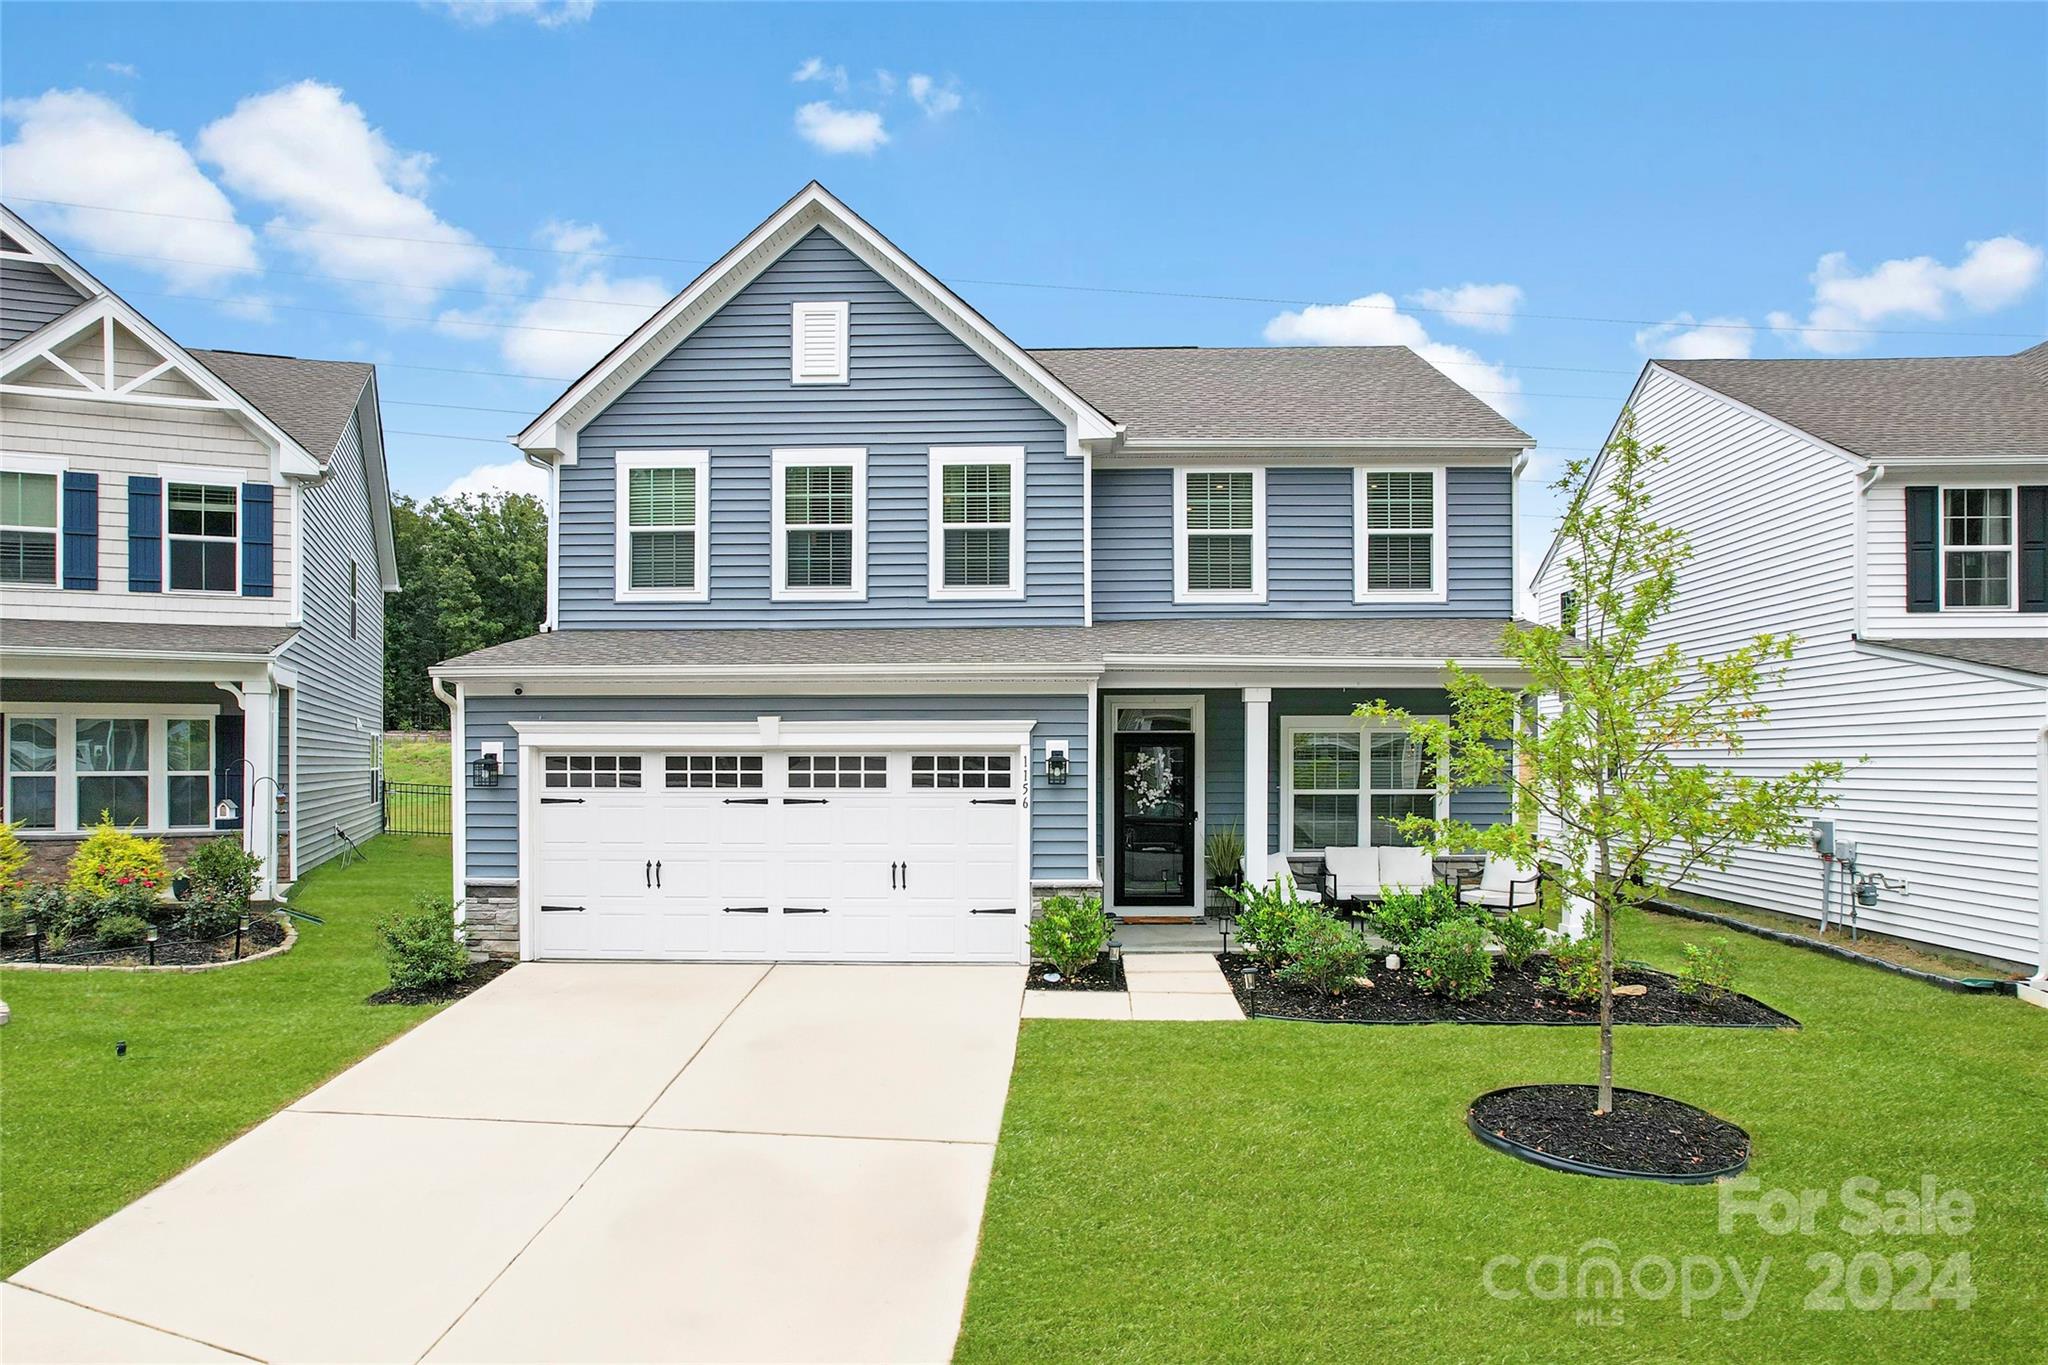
[
  {"x1": 1460, "y1": 886, "x2": 1522, "y2": 910},
  {"x1": 1378, "y1": 847, "x2": 1434, "y2": 892},
  {"x1": 1322, "y1": 847, "x2": 1380, "y2": 898},
  {"x1": 1479, "y1": 857, "x2": 1538, "y2": 894}
]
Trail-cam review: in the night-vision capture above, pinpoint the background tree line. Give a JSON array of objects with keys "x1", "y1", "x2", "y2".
[{"x1": 384, "y1": 491, "x2": 547, "y2": 730}]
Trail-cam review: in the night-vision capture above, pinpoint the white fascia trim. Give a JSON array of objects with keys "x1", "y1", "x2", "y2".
[
  {"x1": 435, "y1": 660, "x2": 1104, "y2": 685},
  {"x1": 1120, "y1": 437, "x2": 1533, "y2": 452},
  {"x1": 1172, "y1": 465, "x2": 1267, "y2": 605},
  {"x1": 928, "y1": 445, "x2": 1026, "y2": 601},
  {"x1": 518, "y1": 183, "x2": 1116, "y2": 458},
  {"x1": 510, "y1": 717, "x2": 1039, "y2": 751},
  {"x1": 352, "y1": 375, "x2": 401, "y2": 591},
  {"x1": 613, "y1": 449, "x2": 711, "y2": 602},
  {"x1": 1100, "y1": 652, "x2": 1524, "y2": 672},
  {"x1": 0, "y1": 205, "x2": 110, "y2": 300},
  {"x1": 771, "y1": 447, "x2": 866, "y2": 602},
  {"x1": 1353, "y1": 465, "x2": 1449, "y2": 605},
  {"x1": 1, "y1": 646, "x2": 283, "y2": 668},
  {"x1": 1852, "y1": 639, "x2": 2048, "y2": 691}
]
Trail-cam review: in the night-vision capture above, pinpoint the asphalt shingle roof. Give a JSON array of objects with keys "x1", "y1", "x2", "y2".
[
  {"x1": 0, "y1": 619, "x2": 298, "y2": 657},
  {"x1": 1029, "y1": 346, "x2": 1532, "y2": 447},
  {"x1": 436, "y1": 616, "x2": 1530, "y2": 673},
  {"x1": 1659, "y1": 343, "x2": 2048, "y2": 464},
  {"x1": 1864, "y1": 636, "x2": 2048, "y2": 680},
  {"x1": 191, "y1": 349, "x2": 373, "y2": 465}
]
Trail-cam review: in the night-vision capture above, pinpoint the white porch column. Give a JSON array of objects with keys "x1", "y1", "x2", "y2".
[
  {"x1": 1243, "y1": 687, "x2": 1271, "y2": 886},
  {"x1": 240, "y1": 677, "x2": 276, "y2": 901}
]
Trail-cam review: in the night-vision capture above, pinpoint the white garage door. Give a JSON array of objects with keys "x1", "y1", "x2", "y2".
[{"x1": 529, "y1": 749, "x2": 1024, "y2": 962}]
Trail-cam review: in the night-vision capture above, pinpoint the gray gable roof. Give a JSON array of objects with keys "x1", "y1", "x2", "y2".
[
  {"x1": 1660, "y1": 343, "x2": 2048, "y2": 464},
  {"x1": 190, "y1": 349, "x2": 373, "y2": 465},
  {"x1": 0, "y1": 618, "x2": 298, "y2": 658},
  {"x1": 1029, "y1": 346, "x2": 1532, "y2": 447},
  {"x1": 1864, "y1": 636, "x2": 2048, "y2": 681}
]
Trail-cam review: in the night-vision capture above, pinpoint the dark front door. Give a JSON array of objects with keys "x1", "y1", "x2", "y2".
[{"x1": 1114, "y1": 731, "x2": 1196, "y2": 908}]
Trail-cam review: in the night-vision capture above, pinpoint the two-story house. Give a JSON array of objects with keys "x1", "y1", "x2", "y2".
[
  {"x1": 0, "y1": 205, "x2": 397, "y2": 896},
  {"x1": 1531, "y1": 350, "x2": 2047, "y2": 984},
  {"x1": 432, "y1": 183, "x2": 1534, "y2": 964}
]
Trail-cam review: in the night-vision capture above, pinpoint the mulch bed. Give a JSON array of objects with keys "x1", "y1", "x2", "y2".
[
  {"x1": 1468, "y1": 1084, "x2": 1751, "y2": 1181},
  {"x1": 1219, "y1": 952, "x2": 1797, "y2": 1028},
  {"x1": 366, "y1": 958, "x2": 514, "y2": 1006},
  {"x1": 1027, "y1": 956, "x2": 1127, "y2": 992},
  {"x1": 1, "y1": 914, "x2": 287, "y2": 968}
]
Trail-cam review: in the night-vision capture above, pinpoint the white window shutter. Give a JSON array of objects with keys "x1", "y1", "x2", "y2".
[{"x1": 791, "y1": 301, "x2": 849, "y2": 384}]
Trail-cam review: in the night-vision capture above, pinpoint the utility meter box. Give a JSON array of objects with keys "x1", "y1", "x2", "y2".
[
  {"x1": 1836, "y1": 839, "x2": 1859, "y2": 871},
  {"x1": 1810, "y1": 819, "x2": 1835, "y2": 857}
]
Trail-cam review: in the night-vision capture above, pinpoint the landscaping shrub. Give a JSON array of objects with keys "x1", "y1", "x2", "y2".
[
  {"x1": 1368, "y1": 881, "x2": 1479, "y2": 950},
  {"x1": 1677, "y1": 938, "x2": 1738, "y2": 1000},
  {"x1": 1028, "y1": 893, "x2": 1112, "y2": 979},
  {"x1": 65, "y1": 816, "x2": 168, "y2": 900},
  {"x1": 21, "y1": 883, "x2": 92, "y2": 950},
  {"x1": 183, "y1": 837, "x2": 263, "y2": 907},
  {"x1": 1409, "y1": 918, "x2": 1494, "y2": 1001},
  {"x1": 94, "y1": 911, "x2": 150, "y2": 948},
  {"x1": 1227, "y1": 875, "x2": 1324, "y2": 968},
  {"x1": 378, "y1": 894, "x2": 468, "y2": 992},
  {"x1": 1491, "y1": 910, "x2": 1547, "y2": 970},
  {"x1": 0, "y1": 820, "x2": 26, "y2": 921},
  {"x1": 176, "y1": 890, "x2": 242, "y2": 942},
  {"x1": 1543, "y1": 934, "x2": 1602, "y2": 1001},
  {"x1": 1277, "y1": 912, "x2": 1371, "y2": 996}
]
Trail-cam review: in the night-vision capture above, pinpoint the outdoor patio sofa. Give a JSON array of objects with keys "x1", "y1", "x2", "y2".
[{"x1": 1318, "y1": 846, "x2": 1437, "y2": 915}]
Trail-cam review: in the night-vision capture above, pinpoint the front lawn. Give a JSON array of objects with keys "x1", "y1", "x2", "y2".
[
  {"x1": 958, "y1": 910, "x2": 2047, "y2": 1362},
  {"x1": 0, "y1": 836, "x2": 454, "y2": 1277}
]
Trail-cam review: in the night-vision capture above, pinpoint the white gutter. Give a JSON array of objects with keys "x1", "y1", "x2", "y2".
[
  {"x1": 1853, "y1": 463, "x2": 1886, "y2": 639},
  {"x1": 433, "y1": 675, "x2": 465, "y2": 914},
  {"x1": 1117, "y1": 436, "x2": 1533, "y2": 452}
]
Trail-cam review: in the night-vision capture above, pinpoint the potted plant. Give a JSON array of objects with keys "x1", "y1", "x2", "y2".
[{"x1": 1204, "y1": 826, "x2": 1246, "y2": 915}]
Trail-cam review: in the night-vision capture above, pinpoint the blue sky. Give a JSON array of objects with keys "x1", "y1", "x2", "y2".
[{"x1": 5, "y1": 2, "x2": 2043, "y2": 584}]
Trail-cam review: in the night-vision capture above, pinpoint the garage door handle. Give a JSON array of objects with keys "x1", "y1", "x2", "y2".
[
  {"x1": 971, "y1": 798, "x2": 1018, "y2": 805},
  {"x1": 723, "y1": 797, "x2": 769, "y2": 805},
  {"x1": 645, "y1": 859, "x2": 652, "y2": 887},
  {"x1": 891, "y1": 861, "x2": 898, "y2": 889},
  {"x1": 723, "y1": 905, "x2": 769, "y2": 914},
  {"x1": 971, "y1": 907, "x2": 1018, "y2": 915},
  {"x1": 655, "y1": 860, "x2": 662, "y2": 888},
  {"x1": 540, "y1": 904, "x2": 584, "y2": 913},
  {"x1": 784, "y1": 906, "x2": 829, "y2": 915},
  {"x1": 782, "y1": 797, "x2": 829, "y2": 805},
  {"x1": 542, "y1": 797, "x2": 584, "y2": 805}
]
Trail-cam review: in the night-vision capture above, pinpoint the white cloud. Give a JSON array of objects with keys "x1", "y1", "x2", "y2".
[
  {"x1": 0, "y1": 89, "x2": 259, "y2": 289},
  {"x1": 1633, "y1": 312, "x2": 1754, "y2": 360},
  {"x1": 794, "y1": 101, "x2": 888, "y2": 155},
  {"x1": 792, "y1": 57, "x2": 850, "y2": 93},
  {"x1": 1263, "y1": 293, "x2": 1522, "y2": 418},
  {"x1": 95, "y1": 62, "x2": 139, "y2": 78},
  {"x1": 431, "y1": 1, "x2": 595, "y2": 28},
  {"x1": 1767, "y1": 236, "x2": 2044, "y2": 354},
  {"x1": 196, "y1": 80, "x2": 525, "y2": 313},
  {"x1": 441, "y1": 219, "x2": 669, "y2": 377},
  {"x1": 1406, "y1": 281, "x2": 1523, "y2": 333},
  {"x1": 906, "y1": 73, "x2": 962, "y2": 118},
  {"x1": 873, "y1": 69, "x2": 898, "y2": 96},
  {"x1": 439, "y1": 459, "x2": 548, "y2": 502}
]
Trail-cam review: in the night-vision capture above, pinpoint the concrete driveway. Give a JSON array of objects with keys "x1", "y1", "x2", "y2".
[{"x1": 6, "y1": 962, "x2": 1024, "y2": 1364}]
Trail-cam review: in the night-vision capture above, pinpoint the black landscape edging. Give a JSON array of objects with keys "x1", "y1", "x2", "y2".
[
  {"x1": 1466, "y1": 1085, "x2": 1751, "y2": 1185},
  {"x1": 1641, "y1": 897, "x2": 2017, "y2": 996},
  {"x1": 1026, "y1": 956, "x2": 1127, "y2": 992}
]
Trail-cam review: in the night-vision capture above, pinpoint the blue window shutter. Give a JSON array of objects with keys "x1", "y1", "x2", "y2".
[
  {"x1": 214, "y1": 714, "x2": 245, "y2": 831},
  {"x1": 1903, "y1": 486, "x2": 1937, "y2": 613},
  {"x1": 61, "y1": 471, "x2": 98, "y2": 590},
  {"x1": 242, "y1": 482, "x2": 274, "y2": 597},
  {"x1": 2020, "y1": 485, "x2": 2046, "y2": 614},
  {"x1": 127, "y1": 476, "x2": 162, "y2": 593}
]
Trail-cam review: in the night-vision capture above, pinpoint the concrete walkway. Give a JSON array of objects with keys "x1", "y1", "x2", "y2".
[
  {"x1": 6, "y1": 962, "x2": 1024, "y2": 1365},
  {"x1": 1021, "y1": 951, "x2": 1244, "y2": 1021}
]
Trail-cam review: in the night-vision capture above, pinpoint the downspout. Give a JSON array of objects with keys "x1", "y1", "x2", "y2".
[
  {"x1": 433, "y1": 674, "x2": 465, "y2": 916},
  {"x1": 1852, "y1": 463, "x2": 1886, "y2": 639}
]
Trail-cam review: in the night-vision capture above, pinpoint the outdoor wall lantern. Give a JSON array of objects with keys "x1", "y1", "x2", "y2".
[
  {"x1": 470, "y1": 753, "x2": 501, "y2": 788},
  {"x1": 1045, "y1": 740, "x2": 1070, "y2": 786}
]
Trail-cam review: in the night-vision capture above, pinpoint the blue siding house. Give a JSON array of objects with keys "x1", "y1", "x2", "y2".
[{"x1": 434, "y1": 184, "x2": 1535, "y2": 964}]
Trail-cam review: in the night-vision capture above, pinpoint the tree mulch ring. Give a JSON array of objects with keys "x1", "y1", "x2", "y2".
[
  {"x1": 1468, "y1": 1084, "x2": 1751, "y2": 1182},
  {"x1": 1218, "y1": 952, "x2": 1797, "y2": 1029},
  {"x1": 366, "y1": 958, "x2": 514, "y2": 1006},
  {"x1": 1027, "y1": 956, "x2": 1127, "y2": 992},
  {"x1": 1, "y1": 913, "x2": 287, "y2": 968}
]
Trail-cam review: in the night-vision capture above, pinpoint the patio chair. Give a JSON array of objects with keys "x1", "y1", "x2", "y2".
[
  {"x1": 1318, "y1": 847, "x2": 1380, "y2": 915},
  {"x1": 1456, "y1": 856, "x2": 1541, "y2": 914}
]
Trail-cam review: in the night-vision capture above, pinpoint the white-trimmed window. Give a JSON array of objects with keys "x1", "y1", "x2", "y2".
[
  {"x1": 0, "y1": 467, "x2": 60, "y2": 586},
  {"x1": 1941, "y1": 486, "x2": 2015, "y2": 610},
  {"x1": 166, "y1": 480, "x2": 238, "y2": 593},
  {"x1": 615, "y1": 450, "x2": 709, "y2": 601},
  {"x1": 1173, "y1": 467, "x2": 1265, "y2": 603},
  {"x1": 772, "y1": 448, "x2": 866, "y2": 600},
  {"x1": 1356, "y1": 468, "x2": 1446, "y2": 601},
  {"x1": 1283, "y1": 717, "x2": 1446, "y2": 854},
  {"x1": 929, "y1": 447, "x2": 1024, "y2": 599},
  {"x1": 165, "y1": 717, "x2": 213, "y2": 829},
  {"x1": 75, "y1": 718, "x2": 149, "y2": 827},
  {"x1": 5, "y1": 716, "x2": 57, "y2": 829},
  {"x1": 2, "y1": 708, "x2": 222, "y2": 834},
  {"x1": 790, "y1": 301, "x2": 849, "y2": 385}
]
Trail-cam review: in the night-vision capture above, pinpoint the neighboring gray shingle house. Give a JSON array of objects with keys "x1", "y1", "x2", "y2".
[
  {"x1": 0, "y1": 205, "x2": 397, "y2": 892},
  {"x1": 1532, "y1": 347, "x2": 2047, "y2": 977},
  {"x1": 434, "y1": 183, "x2": 1536, "y2": 964}
]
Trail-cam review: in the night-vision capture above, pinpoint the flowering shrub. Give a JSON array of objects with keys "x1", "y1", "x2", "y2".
[{"x1": 65, "y1": 815, "x2": 169, "y2": 900}]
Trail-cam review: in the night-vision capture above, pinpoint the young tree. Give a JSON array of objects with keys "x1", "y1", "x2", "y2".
[{"x1": 1362, "y1": 416, "x2": 1842, "y2": 1114}]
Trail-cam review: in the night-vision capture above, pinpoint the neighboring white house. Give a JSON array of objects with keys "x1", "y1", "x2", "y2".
[{"x1": 1532, "y1": 347, "x2": 2047, "y2": 980}]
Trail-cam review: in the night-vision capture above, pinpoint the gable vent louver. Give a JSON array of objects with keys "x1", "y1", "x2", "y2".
[{"x1": 791, "y1": 301, "x2": 849, "y2": 385}]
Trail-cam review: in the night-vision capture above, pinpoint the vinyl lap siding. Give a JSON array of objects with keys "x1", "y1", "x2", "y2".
[
  {"x1": 560, "y1": 228, "x2": 1081, "y2": 628},
  {"x1": 1091, "y1": 465, "x2": 1513, "y2": 619},
  {"x1": 1863, "y1": 465, "x2": 2045, "y2": 640},
  {"x1": 462, "y1": 692, "x2": 1090, "y2": 883},
  {"x1": 0, "y1": 260, "x2": 86, "y2": 348},
  {"x1": 278, "y1": 409, "x2": 384, "y2": 876},
  {"x1": 1533, "y1": 367, "x2": 2044, "y2": 965}
]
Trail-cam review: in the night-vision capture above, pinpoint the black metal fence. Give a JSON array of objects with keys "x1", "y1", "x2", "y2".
[{"x1": 381, "y1": 780, "x2": 453, "y2": 836}]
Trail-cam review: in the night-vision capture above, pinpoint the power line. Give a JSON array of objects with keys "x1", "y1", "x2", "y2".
[
  {"x1": 387, "y1": 428, "x2": 513, "y2": 445},
  {"x1": 18, "y1": 193, "x2": 2043, "y2": 342}
]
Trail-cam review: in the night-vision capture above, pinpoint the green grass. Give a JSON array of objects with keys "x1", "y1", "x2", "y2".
[
  {"x1": 958, "y1": 910, "x2": 2048, "y2": 1363},
  {"x1": 382, "y1": 737, "x2": 451, "y2": 786},
  {"x1": 0, "y1": 836, "x2": 453, "y2": 1277}
]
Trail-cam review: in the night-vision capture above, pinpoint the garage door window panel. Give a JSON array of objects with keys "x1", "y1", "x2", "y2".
[
  {"x1": 788, "y1": 754, "x2": 887, "y2": 790},
  {"x1": 666, "y1": 754, "x2": 764, "y2": 790},
  {"x1": 911, "y1": 754, "x2": 1014, "y2": 790},
  {"x1": 545, "y1": 754, "x2": 643, "y2": 789}
]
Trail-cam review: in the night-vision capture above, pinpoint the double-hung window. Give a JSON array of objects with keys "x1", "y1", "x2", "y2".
[
  {"x1": 0, "y1": 468, "x2": 59, "y2": 585},
  {"x1": 1174, "y1": 467, "x2": 1264, "y2": 603},
  {"x1": 772, "y1": 448, "x2": 865, "y2": 599},
  {"x1": 929, "y1": 447, "x2": 1024, "y2": 598},
  {"x1": 5, "y1": 717, "x2": 57, "y2": 829},
  {"x1": 166, "y1": 717, "x2": 213, "y2": 828},
  {"x1": 1941, "y1": 487, "x2": 2014, "y2": 609},
  {"x1": 167, "y1": 481, "x2": 238, "y2": 593},
  {"x1": 615, "y1": 450, "x2": 709, "y2": 601},
  {"x1": 1284, "y1": 718, "x2": 1445, "y2": 853},
  {"x1": 1356, "y1": 468, "x2": 1445, "y2": 601},
  {"x1": 75, "y1": 718, "x2": 149, "y2": 828}
]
